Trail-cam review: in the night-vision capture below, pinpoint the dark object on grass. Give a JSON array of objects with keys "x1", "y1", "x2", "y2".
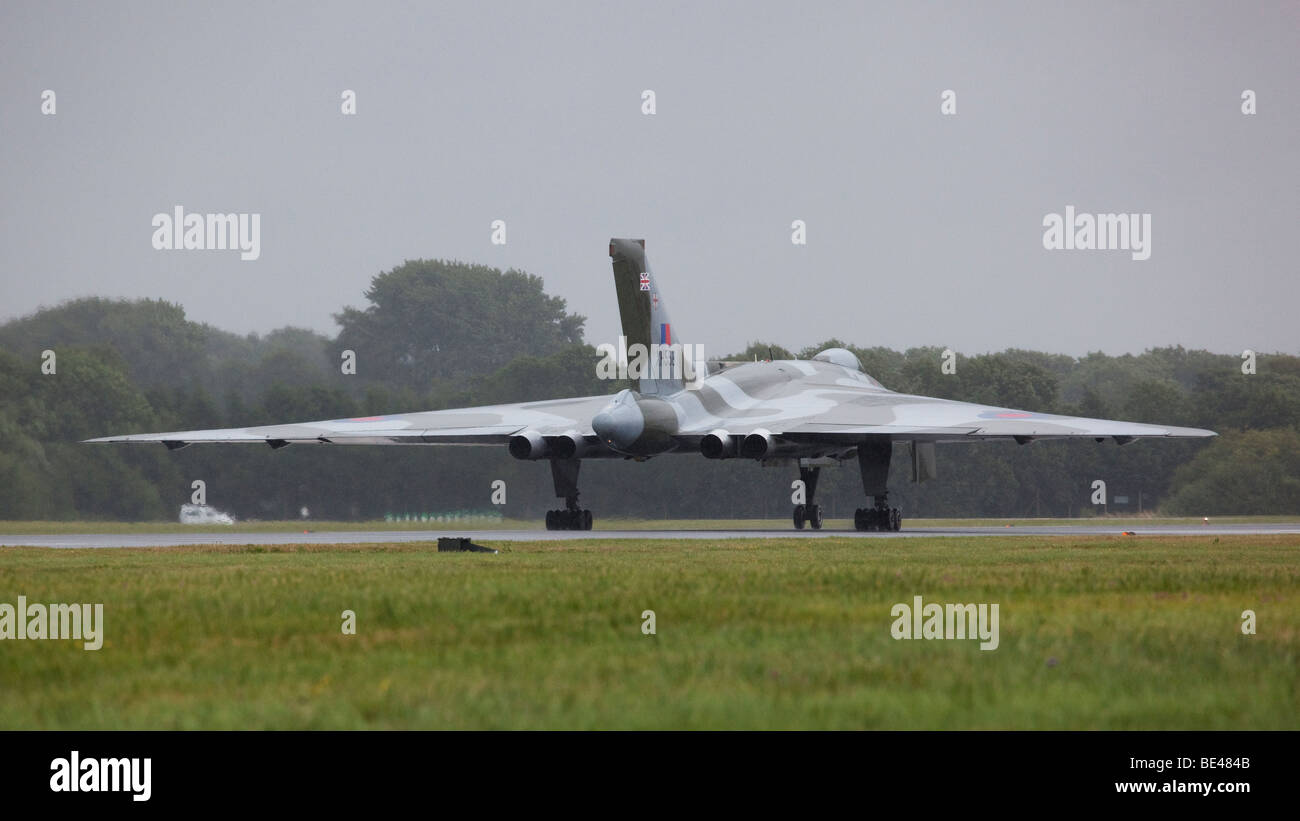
[{"x1": 437, "y1": 536, "x2": 498, "y2": 554}]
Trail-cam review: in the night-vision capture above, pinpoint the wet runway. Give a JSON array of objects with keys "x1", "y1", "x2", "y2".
[{"x1": 4, "y1": 522, "x2": 1299, "y2": 548}]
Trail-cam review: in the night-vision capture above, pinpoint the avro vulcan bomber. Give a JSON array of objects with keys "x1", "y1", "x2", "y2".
[{"x1": 90, "y1": 239, "x2": 1215, "y2": 531}]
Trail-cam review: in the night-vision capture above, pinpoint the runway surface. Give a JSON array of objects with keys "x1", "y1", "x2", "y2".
[{"x1": 4, "y1": 523, "x2": 1300, "y2": 548}]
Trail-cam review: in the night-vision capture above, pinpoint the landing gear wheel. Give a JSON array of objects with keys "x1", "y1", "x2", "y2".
[
  {"x1": 545, "y1": 508, "x2": 593, "y2": 531},
  {"x1": 793, "y1": 504, "x2": 806, "y2": 530},
  {"x1": 808, "y1": 504, "x2": 823, "y2": 530},
  {"x1": 854, "y1": 507, "x2": 890, "y2": 531},
  {"x1": 889, "y1": 508, "x2": 902, "y2": 532},
  {"x1": 547, "y1": 459, "x2": 590, "y2": 532},
  {"x1": 853, "y1": 508, "x2": 865, "y2": 531}
]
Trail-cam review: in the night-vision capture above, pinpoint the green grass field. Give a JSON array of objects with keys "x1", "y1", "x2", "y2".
[{"x1": 1, "y1": 534, "x2": 1296, "y2": 729}]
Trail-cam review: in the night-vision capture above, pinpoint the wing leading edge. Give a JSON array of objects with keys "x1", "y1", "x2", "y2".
[
  {"x1": 84, "y1": 395, "x2": 615, "y2": 449},
  {"x1": 689, "y1": 403, "x2": 1215, "y2": 445}
]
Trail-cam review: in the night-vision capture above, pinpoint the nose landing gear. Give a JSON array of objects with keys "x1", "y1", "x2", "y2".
[
  {"x1": 791, "y1": 466, "x2": 823, "y2": 530},
  {"x1": 793, "y1": 502, "x2": 823, "y2": 530}
]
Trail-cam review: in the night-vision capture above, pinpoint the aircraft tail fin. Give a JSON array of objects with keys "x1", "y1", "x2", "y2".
[{"x1": 608, "y1": 238, "x2": 694, "y2": 395}]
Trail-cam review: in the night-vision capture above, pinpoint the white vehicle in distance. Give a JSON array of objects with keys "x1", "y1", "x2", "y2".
[{"x1": 179, "y1": 504, "x2": 235, "y2": 526}]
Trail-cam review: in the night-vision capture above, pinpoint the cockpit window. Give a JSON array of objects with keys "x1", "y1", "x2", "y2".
[
  {"x1": 812, "y1": 347, "x2": 862, "y2": 371},
  {"x1": 812, "y1": 347, "x2": 882, "y2": 387}
]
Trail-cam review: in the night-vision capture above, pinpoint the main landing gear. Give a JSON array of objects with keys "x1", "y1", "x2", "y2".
[
  {"x1": 545, "y1": 458, "x2": 593, "y2": 531},
  {"x1": 546, "y1": 506, "x2": 592, "y2": 531},
  {"x1": 852, "y1": 437, "x2": 903, "y2": 533},
  {"x1": 792, "y1": 465, "x2": 823, "y2": 530},
  {"x1": 854, "y1": 497, "x2": 901, "y2": 532}
]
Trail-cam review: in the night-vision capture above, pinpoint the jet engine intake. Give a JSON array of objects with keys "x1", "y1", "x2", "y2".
[
  {"x1": 740, "y1": 429, "x2": 776, "y2": 459},
  {"x1": 700, "y1": 429, "x2": 737, "y2": 459},
  {"x1": 546, "y1": 432, "x2": 590, "y2": 459},
  {"x1": 508, "y1": 430, "x2": 549, "y2": 460}
]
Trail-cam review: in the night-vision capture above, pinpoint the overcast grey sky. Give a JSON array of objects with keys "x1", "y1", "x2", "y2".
[{"x1": 2, "y1": 1, "x2": 1296, "y2": 359}]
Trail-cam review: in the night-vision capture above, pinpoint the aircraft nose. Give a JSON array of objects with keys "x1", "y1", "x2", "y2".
[{"x1": 592, "y1": 401, "x2": 644, "y2": 451}]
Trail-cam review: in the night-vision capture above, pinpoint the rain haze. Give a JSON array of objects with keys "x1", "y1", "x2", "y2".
[{"x1": 1, "y1": 0, "x2": 1296, "y2": 359}]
